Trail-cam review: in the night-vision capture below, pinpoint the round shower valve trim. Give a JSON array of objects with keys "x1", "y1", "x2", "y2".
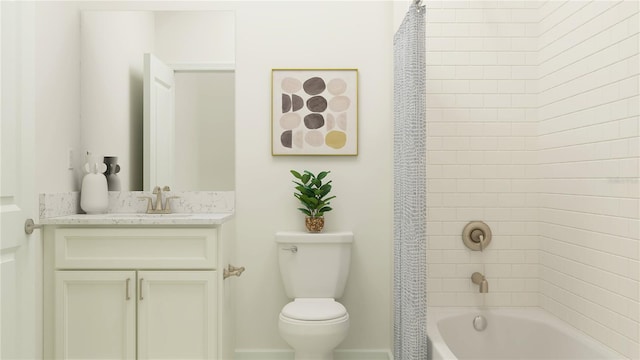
[{"x1": 462, "y1": 221, "x2": 492, "y2": 251}]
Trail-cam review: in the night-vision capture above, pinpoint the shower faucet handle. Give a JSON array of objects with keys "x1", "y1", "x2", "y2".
[{"x1": 462, "y1": 221, "x2": 492, "y2": 251}]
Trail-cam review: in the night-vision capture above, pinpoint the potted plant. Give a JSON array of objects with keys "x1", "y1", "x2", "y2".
[{"x1": 290, "y1": 169, "x2": 336, "y2": 232}]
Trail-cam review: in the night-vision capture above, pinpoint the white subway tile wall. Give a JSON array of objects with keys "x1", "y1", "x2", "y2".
[
  {"x1": 537, "y1": 1, "x2": 639, "y2": 358},
  {"x1": 425, "y1": 1, "x2": 639, "y2": 358},
  {"x1": 426, "y1": 0, "x2": 540, "y2": 309}
]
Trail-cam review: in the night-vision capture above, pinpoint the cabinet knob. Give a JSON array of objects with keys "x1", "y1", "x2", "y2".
[{"x1": 223, "y1": 264, "x2": 245, "y2": 279}]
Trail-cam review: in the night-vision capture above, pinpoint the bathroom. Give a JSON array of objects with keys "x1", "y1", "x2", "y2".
[{"x1": 1, "y1": 1, "x2": 638, "y2": 359}]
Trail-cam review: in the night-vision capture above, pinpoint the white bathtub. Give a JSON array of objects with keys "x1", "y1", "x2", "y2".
[{"x1": 428, "y1": 307, "x2": 624, "y2": 360}]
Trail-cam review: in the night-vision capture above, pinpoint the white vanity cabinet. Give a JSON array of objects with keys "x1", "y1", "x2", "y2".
[
  {"x1": 54, "y1": 270, "x2": 137, "y2": 359},
  {"x1": 55, "y1": 270, "x2": 216, "y2": 359},
  {"x1": 136, "y1": 271, "x2": 216, "y2": 359},
  {"x1": 43, "y1": 221, "x2": 235, "y2": 360}
]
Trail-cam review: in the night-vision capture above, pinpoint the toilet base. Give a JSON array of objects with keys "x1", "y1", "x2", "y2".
[{"x1": 279, "y1": 313, "x2": 349, "y2": 360}]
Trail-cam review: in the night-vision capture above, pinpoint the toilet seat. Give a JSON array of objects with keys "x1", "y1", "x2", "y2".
[{"x1": 281, "y1": 298, "x2": 347, "y2": 321}]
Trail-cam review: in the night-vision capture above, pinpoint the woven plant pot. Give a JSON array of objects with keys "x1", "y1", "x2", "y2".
[{"x1": 305, "y1": 216, "x2": 324, "y2": 233}]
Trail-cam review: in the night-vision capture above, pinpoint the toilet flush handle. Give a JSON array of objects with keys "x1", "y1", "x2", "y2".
[{"x1": 281, "y1": 245, "x2": 298, "y2": 254}]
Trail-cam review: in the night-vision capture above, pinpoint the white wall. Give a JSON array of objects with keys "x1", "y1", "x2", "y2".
[
  {"x1": 537, "y1": 1, "x2": 639, "y2": 358},
  {"x1": 34, "y1": 3, "x2": 83, "y2": 193},
  {"x1": 425, "y1": 1, "x2": 540, "y2": 308},
  {"x1": 234, "y1": 1, "x2": 393, "y2": 351}
]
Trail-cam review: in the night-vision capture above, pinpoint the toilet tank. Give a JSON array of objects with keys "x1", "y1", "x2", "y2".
[{"x1": 276, "y1": 231, "x2": 353, "y2": 299}]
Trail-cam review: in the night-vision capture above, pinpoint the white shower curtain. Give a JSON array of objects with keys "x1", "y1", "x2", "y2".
[{"x1": 393, "y1": 2, "x2": 427, "y2": 359}]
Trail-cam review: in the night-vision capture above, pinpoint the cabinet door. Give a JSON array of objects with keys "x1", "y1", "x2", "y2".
[
  {"x1": 137, "y1": 271, "x2": 217, "y2": 359},
  {"x1": 55, "y1": 271, "x2": 136, "y2": 360}
]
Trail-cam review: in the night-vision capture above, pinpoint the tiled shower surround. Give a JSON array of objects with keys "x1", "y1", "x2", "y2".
[{"x1": 425, "y1": 1, "x2": 639, "y2": 358}]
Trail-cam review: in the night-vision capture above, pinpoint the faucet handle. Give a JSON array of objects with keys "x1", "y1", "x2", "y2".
[
  {"x1": 162, "y1": 185, "x2": 171, "y2": 192},
  {"x1": 152, "y1": 186, "x2": 161, "y2": 194},
  {"x1": 164, "y1": 196, "x2": 179, "y2": 213},
  {"x1": 138, "y1": 196, "x2": 153, "y2": 212}
]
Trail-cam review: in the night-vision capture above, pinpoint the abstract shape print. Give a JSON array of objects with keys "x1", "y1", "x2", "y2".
[{"x1": 272, "y1": 69, "x2": 358, "y2": 155}]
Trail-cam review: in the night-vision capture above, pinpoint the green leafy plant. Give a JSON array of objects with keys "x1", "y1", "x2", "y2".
[{"x1": 290, "y1": 170, "x2": 336, "y2": 218}]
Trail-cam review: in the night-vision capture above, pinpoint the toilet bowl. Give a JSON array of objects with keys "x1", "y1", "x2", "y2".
[
  {"x1": 276, "y1": 231, "x2": 353, "y2": 360},
  {"x1": 278, "y1": 298, "x2": 349, "y2": 360}
]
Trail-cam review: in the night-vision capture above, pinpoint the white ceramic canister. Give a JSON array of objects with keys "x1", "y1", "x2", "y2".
[{"x1": 80, "y1": 161, "x2": 109, "y2": 214}]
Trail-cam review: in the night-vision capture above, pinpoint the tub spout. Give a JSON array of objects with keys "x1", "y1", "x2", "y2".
[
  {"x1": 471, "y1": 272, "x2": 489, "y2": 293},
  {"x1": 480, "y1": 279, "x2": 489, "y2": 293}
]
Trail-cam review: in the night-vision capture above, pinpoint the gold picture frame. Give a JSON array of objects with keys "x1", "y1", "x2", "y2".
[{"x1": 271, "y1": 68, "x2": 358, "y2": 156}]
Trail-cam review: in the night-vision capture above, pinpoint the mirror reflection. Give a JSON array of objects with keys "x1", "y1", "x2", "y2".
[
  {"x1": 174, "y1": 70, "x2": 235, "y2": 191},
  {"x1": 80, "y1": 11, "x2": 235, "y2": 191}
]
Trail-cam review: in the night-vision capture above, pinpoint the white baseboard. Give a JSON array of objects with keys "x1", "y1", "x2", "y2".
[
  {"x1": 334, "y1": 350, "x2": 393, "y2": 360},
  {"x1": 234, "y1": 349, "x2": 392, "y2": 360},
  {"x1": 234, "y1": 349, "x2": 292, "y2": 360}
]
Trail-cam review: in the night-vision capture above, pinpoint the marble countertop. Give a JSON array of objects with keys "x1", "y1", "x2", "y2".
[{"x1": 40, "y1": 212, "x2": 234, "y2": 226}]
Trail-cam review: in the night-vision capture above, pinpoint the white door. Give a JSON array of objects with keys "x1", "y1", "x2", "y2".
[
  {"x1": 55, "y1": 271, "x2": 136, "y2": 360},
  {"x1": 1, "y1": 2, "x2": 40, "y2": 359},
  {"x1": 137, "y1": 271, "x2": 217, "y2": 359},
  {"x1": 143, "y1": 53, "x2": 175, "y2": 191}
]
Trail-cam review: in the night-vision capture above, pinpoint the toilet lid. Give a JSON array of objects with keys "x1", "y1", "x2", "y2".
[{"x1": 281, "y1": 298, "x2": 347, "y2": 321}]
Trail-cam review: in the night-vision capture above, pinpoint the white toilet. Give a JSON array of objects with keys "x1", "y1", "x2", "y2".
[{"x1": 276, "y1": 231, "x2": 353, "y2": 360}]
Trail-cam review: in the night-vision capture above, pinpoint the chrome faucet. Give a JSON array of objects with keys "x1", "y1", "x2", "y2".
[
  {"x1": 138, "y1": 185, "x2": 178, "y2": 214},
  {"x1": 471, "y1": 272, "x2": 489, "y2": 293}
]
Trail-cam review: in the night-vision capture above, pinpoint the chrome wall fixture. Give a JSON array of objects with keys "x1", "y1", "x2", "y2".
[
  {"x1": 462, "y1": 221, "x2": 492, "y2": 251},
  {"x1": 223, "y1": 264, "x2": 245, "y2": 279},
  {"x1": 24, "y1": 218, "x2": 44, "y2": 235},
  {"x1": 471, "y1": 272, "x2": 489, "y2": 293}
]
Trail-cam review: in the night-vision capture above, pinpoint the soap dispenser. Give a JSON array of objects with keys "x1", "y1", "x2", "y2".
[{"x1": 80, "y1": 152, "x2": 109, "y2": 214}]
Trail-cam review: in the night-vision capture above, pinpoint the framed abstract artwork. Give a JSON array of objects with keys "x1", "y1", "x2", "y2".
[{"x1": 271, "y1": 68, "x2": 358, "y2": 156}]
